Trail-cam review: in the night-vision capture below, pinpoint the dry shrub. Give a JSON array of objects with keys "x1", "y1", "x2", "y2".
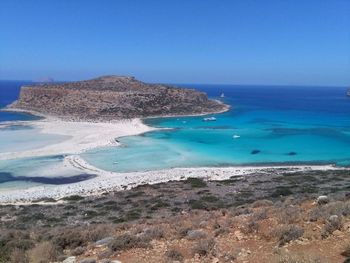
[
  {"x1": 52, "y1": 228, "x2": 86, "y2": 249},
  {"x1": 253, "y1": 208, "x2": 269, "y2": 221},
  {"x1": 192, "y1": 238, "x2": 215, "y2": 256},
  {"x1": 10, "y1": 248, "x2": 28, "y2": 263},
  {"x1": 278, "y1": 206, "x2": 301, "y2": 224},
  {"x1": 141, "y1": 226, "x2": 164, "y2": 241},
  {"x1": 52, "y1": 225, "x2": 114, "y2": 250},
  {"x1": 1, "y1": 230, "x2": 34, "y2": 250},
  {"x1": 85, "y1": 224, "x2": 115, "y2": 242},
  {"x1": 310, "y1": 201, "x2": 350, "y2": 222},
  {"x1": 230, "y1": 206, "x2": 253, "y2": 217},
  {"x1": 275, "y1": 225, "x2": 304, "y2": 246},
  {"x1": 242, "y1": 220, "x2": 259, "y2": 234},
  {"x1": 27, "y1": 241, "x2": 58, "y2": 263},
  {"x1": 176, "y1": 226, "x2": 193, "y2": 239},
  {"x1": 321, "y1": 215, "x2": 343, "y2": 238},
  {"x1": 186, "y1": 230, "x2": 207, "y2": 240},
  {"x1": 165, "y1": 248, "x2": 184, "y2": 262},
  {"x1": 214, "y1": 227, "x2": 229, "y2": 237},
  {"x1": 109, "y1": 233, "x2": 150, "y2": 252},
  {"x1": 0, "y1": 230, "x2": 34, "y2": 263},
  {"x1": 252, "y1": 199, "x2": 274, "y2": 208},
  {"x1": 242, "y1": 208, "x2": 268, "y2": 235}
]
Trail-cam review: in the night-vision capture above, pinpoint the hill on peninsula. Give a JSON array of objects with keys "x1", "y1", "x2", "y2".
[{"x1": 9, "y1": 76, "x2": 228, "y2": 120}]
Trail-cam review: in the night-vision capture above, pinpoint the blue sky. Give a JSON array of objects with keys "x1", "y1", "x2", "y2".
[{"x1": 0, "y1": 0, "x2": 349, "y2": 85}]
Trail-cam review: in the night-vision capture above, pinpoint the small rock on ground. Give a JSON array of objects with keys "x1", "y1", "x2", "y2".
[{"x1": 63, "y1": 257, "x2": 76, "y2": 263}]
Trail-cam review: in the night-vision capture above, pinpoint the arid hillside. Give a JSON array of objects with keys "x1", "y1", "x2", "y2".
[{"x1": 1, "y1": 170, "x2": 350, "y2": 262}]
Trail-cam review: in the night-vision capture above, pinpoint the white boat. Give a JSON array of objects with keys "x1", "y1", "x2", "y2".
[
  {"x1": 203, "y1": 117, "x2": 216, "y2": 121},
  {"x1": 220, "y1": 93, "x2": 225, "y2": 98},
  {"x1": 232, "y1": 135, "x2": 240, "y2": 139}
]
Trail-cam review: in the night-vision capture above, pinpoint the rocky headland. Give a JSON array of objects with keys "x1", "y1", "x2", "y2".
[{"x1": 8, "y1": 76, "x2": 228, "y2": 121}]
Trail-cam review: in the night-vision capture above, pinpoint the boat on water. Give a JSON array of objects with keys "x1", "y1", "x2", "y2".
[
  {"x1": 220, "y1": 93, "x2": 225, "y2": 98},
  {"x1": 347, "y1": 89, "x2": 350, "y2": 96},
  {"x1": 232, "y1": 134, "x2": 240, "y2": 139},
  {"x1": 203, "y1": 117, "x2": 216, "y2": 121}
]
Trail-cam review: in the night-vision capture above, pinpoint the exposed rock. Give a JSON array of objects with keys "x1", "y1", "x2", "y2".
[
  {"x1": 63, "y1": 256, "x2": 76, "y2": 263},
  {"x1": 343, "y1": 222, "x2": 350, "y2": 231},
  {"x1": 329, "y1": 215, "x2": 340, "y2": 224},
  {"x1": 199, "y1": 220, "x2": 208, "y2": 228},
  {"x1": 95, "y1": 237, "x2": 114, "y2": 247},
  {"x1": 72, "y1": 246, "x2": 85, "y2": 256},
  {"x1": 316, "y1": 195, "x2": 329, "y2": 205},
  {"x1": 186, "y1": 230, "x2": 207, "y2": 240},
  {"x1": 97, "y1": 249, "x2": 114, "y2": 260},
  {"x1": 234, "y1": 230, "x2": 244, "y2": 241},
  {"x1": 333, "y1": 230, "x2": 343, "y2": 237},
  {"x1": 78, "y1": 258, "x2": 96, "y2": 263},
  {"x1": 9, "y1": 76, "x2": 228, "y2": 121}
]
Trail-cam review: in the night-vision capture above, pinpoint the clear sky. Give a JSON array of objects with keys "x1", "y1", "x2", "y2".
[{"x1": 0, "y1": 0, "x2": 349, "y2": 86}]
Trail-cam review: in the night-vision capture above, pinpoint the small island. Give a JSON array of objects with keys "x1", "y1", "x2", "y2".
[{"x1": 8, "y1": 75, "x2": 228, "y2": 121}]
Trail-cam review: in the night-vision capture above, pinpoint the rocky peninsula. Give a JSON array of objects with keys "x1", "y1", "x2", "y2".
[{"x1": 8, "y1": 76, "x2": 228, "y2": 121}]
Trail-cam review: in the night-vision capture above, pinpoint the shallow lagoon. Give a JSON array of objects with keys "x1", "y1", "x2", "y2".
[
  {"x1": 1, "y1": 82, "x2": 350, "y2": 181},
  {"x1": 82, "y1": 85, "x2": 350, "y2": 172}
]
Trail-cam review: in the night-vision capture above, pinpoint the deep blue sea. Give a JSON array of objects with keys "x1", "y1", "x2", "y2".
[
  {"x1": 0, "y1": 80, "x2": 40, "y2": 122},
  {"x1": 1, "y1": 80, "x2": 350, "y2": 180}
]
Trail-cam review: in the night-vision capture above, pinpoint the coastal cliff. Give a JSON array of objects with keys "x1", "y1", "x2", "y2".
[{"x1": 9, "y1": 76, "x2": 228, "y2": 120}]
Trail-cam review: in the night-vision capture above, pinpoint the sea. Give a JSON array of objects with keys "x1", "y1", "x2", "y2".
[{"x1": 1, "y1": 80, "x2": 350, "y2": 187}]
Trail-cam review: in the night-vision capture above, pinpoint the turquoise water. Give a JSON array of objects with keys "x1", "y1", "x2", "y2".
[
  {"x1": 1, "y1": 81, "x2": 350, "y2": 181},
  {"x1": 82, "y1": 85, "x2": 350, "y2": 172}
]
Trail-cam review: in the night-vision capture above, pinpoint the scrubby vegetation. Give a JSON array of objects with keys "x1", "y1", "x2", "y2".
[{"x1": 1, "y1": 169, "x2": 350, "y2": 262}]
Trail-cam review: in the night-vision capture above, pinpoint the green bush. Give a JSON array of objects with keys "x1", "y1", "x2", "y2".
[
  {"x1": 61, "y1": 195, "x2": 84, "y2": 202},
  {"x1": 186, "y1": 178, "x2": 207, "y2": 188}
]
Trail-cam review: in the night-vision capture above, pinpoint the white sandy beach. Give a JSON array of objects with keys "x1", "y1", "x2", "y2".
[
  {"x1": 0, "y1": 117, "x2": 349, "y2": 203},
  {"x1": 0, "y1": 118, "x2": 156, "y2": 160}
]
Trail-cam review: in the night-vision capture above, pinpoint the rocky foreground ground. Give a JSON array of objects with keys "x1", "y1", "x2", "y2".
[
  {"x1": 1, "y1": 170, "x2": 350, "y2": 263},
  {"x1": 8, "y1": 76, "x2": 228, "y2": 120}
]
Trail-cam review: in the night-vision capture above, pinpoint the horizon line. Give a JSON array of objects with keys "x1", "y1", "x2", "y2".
[{"x1": 0, "y1": 78, "x2": 348, "y2": 88}]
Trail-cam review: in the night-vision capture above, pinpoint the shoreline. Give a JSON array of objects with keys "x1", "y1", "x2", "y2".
[
  {"x1": 142, "y1": 99, "x2": 230, "y2": 119},
  {"x1": 0, "y1": 156, "x2": 347, "y2": 203},
  {"x1": 0, "y1": 102, "x2": 230, "y2": 161},
  {"x1": 1, "y1": 105, "x2": 349, "y2": 204},
  {"x1": 0, "y1": 117, "x2": 156, "y2": 161}
]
